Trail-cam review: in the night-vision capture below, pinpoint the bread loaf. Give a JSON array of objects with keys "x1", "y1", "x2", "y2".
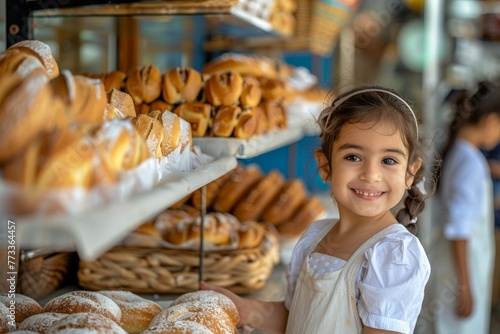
[
  {"x1": 233, "y1": 108, "x2": 257, "y2": 139},
  {"x1": 132, "y1": 114, "x2": 164, "y2": 159},
  {"x1": 107, "y1": 88, "x2": 137, "y2": 118},
  {"x1": 262, "y1": 179, "x2": 307, "y2": 225},
  {"x1": 240, "y1": 76, "x2": 262, "y2": 107},
  {"x1": 204, "y1": 71, "x2": 243, "y2": 107},
  {"x1": 159, "y1": 110, "x2": 181, "y2": 156},
  {"x1": 126, "y1": 65, "x2": 162, "y2": 105},
  {"x1": 8, "y1": 40, "x2": 59, "y2": 79},
  {"x1": 173, "y1": 103, "x2": 212, "y2": 137},
  {"x1": 277, "y1": 196, "x2": 325, "y2": 236},
  {"x1": 211, "y1": 105, "x2": 241, "y2": 137},
  {"x1": 0, "y1": 49, "x2": 45, "y2": 78},
  {"x1": 162, "y1": 67, "x2": 202, "y2": 104}
]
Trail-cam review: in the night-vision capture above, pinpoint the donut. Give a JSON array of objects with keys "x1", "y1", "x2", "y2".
[
  {"x1": 142, "y1": 320, "x2": 213, "y2": 334},
  {"x1": 42, "y1": 291, "x2": 122, "y2": 325},
  {"x1": 171, "y1": 290, "x2": 239, "y2": 325},
  {"x1": 149, "y1": 301, "x2": 235, "y2": 334},
  {"x1": 46, "y1": 312, "x2": 127, "y2": 334},
  {"x1": 18, "y1": 312, "x2": 67, "y2": 333},
  {"x1": 0, "y1": 293, "x2": 41, "y2": 323},
  {"x1": 97, "y1": 290, "x2": 162, "y2": 334}
]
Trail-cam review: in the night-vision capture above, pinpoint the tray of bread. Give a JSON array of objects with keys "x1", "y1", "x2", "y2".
[{"x1": 1, "y1": 290, "x2": 239, "y2": 334}]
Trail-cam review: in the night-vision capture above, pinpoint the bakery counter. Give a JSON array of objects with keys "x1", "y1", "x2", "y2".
[{"x1": 13, "y1": 157, "x2": 238, "y2": 261}]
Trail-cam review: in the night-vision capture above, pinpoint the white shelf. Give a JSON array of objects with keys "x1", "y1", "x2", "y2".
[
  {"x1": 192, "y1": 127, "x2": 304, "y2": 159},
  {"x1": 14, "y1": 157, "x2": 238, "y2": 261}
]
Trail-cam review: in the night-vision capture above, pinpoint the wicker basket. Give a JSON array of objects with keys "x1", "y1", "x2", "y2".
[
  {"x1": 78, "y1": 231, "x2": 280, "y2": 294},
  {"x1": 18, "y1": 250, "x2": 77, "y2": 299}
]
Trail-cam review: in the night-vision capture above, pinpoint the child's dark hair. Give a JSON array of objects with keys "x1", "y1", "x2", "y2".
[
  {"x1": 438, "y1": 81, "x2": 500, "y2": 173},
  {"x1": 317, "y1": 85, "x2": 433, "y2": 235}
]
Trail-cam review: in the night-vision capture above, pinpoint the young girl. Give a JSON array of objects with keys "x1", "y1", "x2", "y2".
[
  {"x1": 430, "y1": 81, "x2": 499, "y2": 334},
  {"x1": 203, "y1": 86, "x2": 433, "y2": 333}
]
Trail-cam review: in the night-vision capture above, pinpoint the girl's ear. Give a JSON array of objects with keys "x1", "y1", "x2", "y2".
[
  {"x1": 406, "y1": 157, "x2": 423, "y2": 189},
  {"x1": 314, "y1": 149, "x2": 330, "y2": 182}
]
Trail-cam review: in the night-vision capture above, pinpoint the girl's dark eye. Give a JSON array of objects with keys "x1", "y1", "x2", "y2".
[
  {"x1": 345, "y1": 155, "x2": 361, "y2": 162},
  {"x1": 382, "y1": 158, "x2": 397, "y2": 165}
]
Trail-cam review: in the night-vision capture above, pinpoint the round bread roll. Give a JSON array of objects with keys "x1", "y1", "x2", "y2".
[
  {"x1": 261, "y1": 179, "x2": 307, "y2": 225},
  {"x1": 0, "y1": 69, "x2": 52, "y2": 163},
  {"x1": 104, "y1": 70, "x2": 127, "y2": 92},
  {"x1": 233, "y1": 108, "x2": 258, "y2": 140},
  {"x1": 171, "y1": 290, "x2": 239, "y2": 326},
  {"x1": 277, "y1": 196, "x2": 326, "y2": 236},
  {"x1": 240, "y1": 76, "x2": 262, "y2": 107},
  {"x1": 46, "y1": 312, "x2": 127, "y2": 334},
  {"x1": 107, "y1": 88, "x2": 137, "y2": 118},
  {"x1": 149, "y1": 301, "x2": 235, "y2": 334},
  {"x1": 0, "y1": 293, "x2": 41, "y2": 323},
  {"x1": 0, "y1": 302, "x2": 15, "y2": 333},
  {"x1": 259, "y1": 77, "x2": 287, "y2": 102},
  {"x1": 154, "y1": 209, "x2": 197, "y2": 236},
  {"x1": 18, "y1": 312, "x2": 67, "y2": 333},
  {"x1": 8, "y1": 40, "x2": 59, "y2": 79},
  {"x1": 231, "y1": 170, "x2": 285, "y2": 222},
  {"x1": 173, "y1": 103, "x2": 212, "y2": 137},
  {"x1": 213, "y1": 165, "x2": 263, "y2": 213},
  {"x1": 126, "y1": 65, "x2": 162, "y2": 105},
  {"x1": 97, "y1": 290, "x2": 162, "y2": 334},
  {"x1": 162, "y1": 67, "x2": 202, "y2": 104},
  {"x1": 132, "y1": 114, "x2": 164, "y2": 159},
  {"x1": 142, "y1": 320, "x2": 213, "y2": 334},
  {"x1": 42, "y1": 291, "x2": 122, "y2": 324},
  {"x1": 211, "y1": 105, "x2": 241, "y2": 137},
  {"x1": 238, "y1": 221, "x2": 265, "y2": 249},
  {"x1": 204, "y1": 71, "x2": 243, "y2": 107}
]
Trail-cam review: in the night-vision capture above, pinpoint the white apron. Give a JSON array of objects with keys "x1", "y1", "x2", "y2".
[
  {"x1": 430, "y1": 179, "x2": 495, "y2": 334},
  {"x1": 286, "y1": 222, "x2": 403, "y2": 334}
]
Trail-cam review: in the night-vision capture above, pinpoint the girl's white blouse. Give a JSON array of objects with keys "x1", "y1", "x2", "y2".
[{"x1": 285, "y1": 219, "x2": 431, "y2": 333}]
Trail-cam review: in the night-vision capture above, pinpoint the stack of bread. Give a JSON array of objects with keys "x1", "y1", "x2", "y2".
[{"x1": 0, "y1": 40, "x2": 189, "y2": 216}]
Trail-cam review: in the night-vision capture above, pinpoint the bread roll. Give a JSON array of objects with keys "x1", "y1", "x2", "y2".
[
  {"x1": 73, "y1": 74, "x2": 107, "y2": 124},
  {"x1": 150, "y1": 99, "x2": 172, "y2": 112},
  {"x1": 204, "y1": 71, "x2": 243, "y2": 107},
  {"x1": 202, "y1": 55, "x2": 278, "y2": 79},
  {"x1": 277, "y1": 196, "x2": 325, "y2": 236},
  {"x1": 107, "y1": 88, "x2": 137, "y2": 118},
  {"x1": 253, "y1": 105, "x2": 269, "y2": 136},
  {"x1": 0, "y1": 69, "x2": 52, "y2": 163},
  {"x1": 213, "y1": 165, "x2": 263, "y2": 213},
  {"x1": 162, "y1": 67, "x2": 202, "y2": 104},
  {"x1": 190, "y1": 172, "x2": 232, "y2": 210},
  {"x1": 97, "y1": 290, "x2": 163, "y2": 333},
  {"x1": 240, "y1": 76, "x2": 262, "y2": 107},
  {"x1": 0, "y1": 49, "x2": 45, "y2": 78},
  {"x1": 0, "y1": 293, "x2": 41, "y2": 323},
  {"x1": 18, "y1": 313, "x2": 67, "y2": 333},
  {"x1": 104, "y1": 70, "x2": 127, "y2": 92},
  {"x1": 233, "y1": 108, "x2": 257, "y2": 140},
  {"x1": 8, "y1": 40, "x2": 59, "y2": 79},
  {"x1": 0, "y1": 302, "x2": 15, "y2": 333},
  {"x1": 259, "y1": 77, "x2": 287, "y2": 102},
  {"x1": 211, "y1": 105, "x2": 241, "y2": 137},
  {"x1": 231, "y1": 170, "x2": 285, "y2": 222},
  {"x1": 179, "y1": 117, "x2": 193, "y2": 152},
  {"x1": 126, "y1": 65, "x2": 162, "y2": 105},
  {"x1": 160, "y1": 110, "x2": 181, "y2": 156},
  {"x1": 173, "y1": 103, "x2": 212, "y2": 137},
  {"x1": 262, "y1": 179, "x2": 307, "y2": 225},
  {"x1": 46, "y1": 313, "x2": 127, "y2": 334},
  {"x1": 132, "y1": 114, "x2": 164, "y2": 159},
  {"x1": 238, "y1": 221, "x2": 265, "y2": 249}
]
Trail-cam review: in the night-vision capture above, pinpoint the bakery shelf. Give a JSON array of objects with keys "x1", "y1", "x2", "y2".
[
  {"x1": 14, "y1": 157, "x2": 238, "y2": 261},
  {"x1": 192, "y1": 127, "x2": 304, "y2": 159}
]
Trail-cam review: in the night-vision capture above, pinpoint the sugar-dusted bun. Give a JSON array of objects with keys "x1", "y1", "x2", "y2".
[
  {"x1": 277, "y1": 196, "x2": 325, "y2": 237},
  {"x1": 0, "y1": 49, "x2": 45, "y2": 78},
  {"x1": 191, "y1": 172, "x2": 232, "y2": 210},
  {"x1": 173, "y1": 103, "x2": 212, "y2": 137},
  {"x1": 149, "y1": 301, "x2": 235, "y2": 334},
  {"x1": 18, "y1": 312, "x2": 67, "y2": 333},
  {"x1": 205, "y1": 71, "x2": 243, "y2": 107},
  {"x1": 179, "y1": 118, "x2": 193, "y2": 152},
  {"x1": 142, "y1": 321, "x2": 213, "y2": 334},
  {"x1": 202, "y1": 55, "x2": 278, "y2": 79},
  {"x1": 46, "y1": 313, "x2": 127, "y2": 334},
  {"x1": 8, "y1": 40, "x2": 59, "y2": 79},
  {"x1": 97, "y1": 290, "x2": 163, "y2": 334},
  {"x1": 0, "y1": 302, "x2": 15, "y2": 333},
  {"x1": 159, "y1": 110, "x2": 181, "y2": 156},
  {"x1": 233, "y1": 108, "x2": 257, "y2": 140},
  {"x1": 107, "y1": 88, "x2": 137, "y2": 118},
  {"x1": 232, "y1": 170, "x2": 285, "y2": 222},
  {"x1": 240, "y1": 76, "x2": 262, "y2": 107},
  {"x1": 162, "y1": 67, "x2": 202, "y2": 104},
  {"x1": 42, "y1": 291, "x2": 122, "y2": 324},
  {"x1": 104, "y1": 70, "x2": 127, "y2": 92},
  {"x1": 122, "y1": 223, "x2": 163, "y2": 248},
  {"x1": 211, "y1": 105, "x2": 241, "y2": 137},
  {"x1": 154, "y1": 209, "x2": 197, "y2": 237},
  {"x1": 132, "y1": 114, "x2": 164, "y2": 159},
  {"x1": 262, "y1": 179, "x2": 307, "y2": 225},
  {"x1": 0, "y1": 69, "x2": 51, "y2": 163},
  {"x1": 150, "y1": 99, "x2": 172, "y2": 112},
  {"x1": 0, "y1": 293, "x2": 41, "y2": 323},
  {"x1": 213, "y1": 165, "x2": 263, "y2": 213},
  {"x1": 8, "y1": 330, "x2": 39, "y2": 334},
  {"x1": 238, "y1": 221, "x2": 265, "y2": 249}
]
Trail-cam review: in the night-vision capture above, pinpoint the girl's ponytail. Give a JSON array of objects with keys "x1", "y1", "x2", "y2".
[{"x1": 396, "y1": 185, "x2": 426, "y2": 235}]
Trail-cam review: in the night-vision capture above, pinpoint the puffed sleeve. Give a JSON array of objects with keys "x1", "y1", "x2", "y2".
[
  {"x1": 284, "y1": 219, "x2": 335, "y2": 310},
  {"x1": 357, "y1": 230, "x2": 431, "y2": 334}
]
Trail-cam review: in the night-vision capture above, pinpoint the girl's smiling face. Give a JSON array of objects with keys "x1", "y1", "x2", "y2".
[{"x1": 317, "y1": 121, "x2": 421, "y2": 221}]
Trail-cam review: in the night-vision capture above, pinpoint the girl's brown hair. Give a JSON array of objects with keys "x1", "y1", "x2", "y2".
[{"x1": 317, "y1": 86, "x2": 433, "y2": 235}]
